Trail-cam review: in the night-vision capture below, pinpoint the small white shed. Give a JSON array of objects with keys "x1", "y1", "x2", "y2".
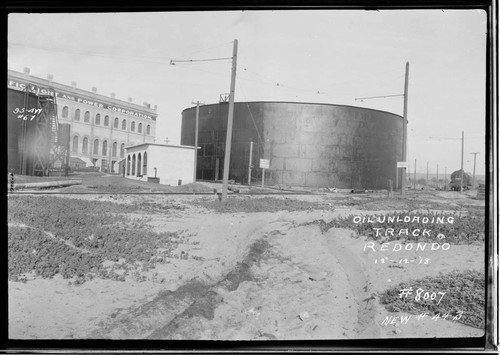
[{"x1": 124, "y1": 143, "x2": 196, "y2": 186}]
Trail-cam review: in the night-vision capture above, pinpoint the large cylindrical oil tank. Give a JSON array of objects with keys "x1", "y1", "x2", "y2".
[
  {"x1": 8, "y1": 88, "x2": 40, "y2": 174},
  {"x1": 181, "y1": 102, "x2": 403, "y2": 189}
]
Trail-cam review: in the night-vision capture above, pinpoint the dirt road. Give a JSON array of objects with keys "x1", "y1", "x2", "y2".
[{"x1": 8, "y1": 190, "x2": 485, "y2": 340}]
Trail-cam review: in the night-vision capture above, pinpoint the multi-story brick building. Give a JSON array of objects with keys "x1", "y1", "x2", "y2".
[{"x1": 8, "y1": 68, "x2": 158, "y2": 173}]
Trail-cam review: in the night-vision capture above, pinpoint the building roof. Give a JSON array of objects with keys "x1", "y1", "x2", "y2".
[
  {"x1": 69, "y1": 157, "x2": 87, "y2": 164},
  {"x1": 8, "y1": 69, "x2": 158, "y2": 120}
]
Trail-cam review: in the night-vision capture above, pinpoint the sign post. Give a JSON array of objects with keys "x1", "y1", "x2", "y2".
[
  {"x1": 397, "y1": 161, "x2": 409, "y2": 196},
  {"x1": 259, "y1": 158, "x2": 269, "y2": 188}
]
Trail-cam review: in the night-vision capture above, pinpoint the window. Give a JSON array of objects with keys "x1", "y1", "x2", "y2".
[
  {"x1": 72, "y1": 136, "x2": 79, "y2": 153},
  {"x1": 102, "y1": 140, "x2": 108, "y2": 156},
  {"x1": 84, "y1": 111, "x2": 90, "y2": 123},
  {"x1": 82, "y1": 137, "x2": 88, "y2": 153},
  {"x1": 137, "y1": 153, "x2": 142, "y2": 176},
  {"x1": 104, "y1": 115, "x2": 109, "y2": 126},
  {"x1": 120, "y1": 143, "x2": 125, "y2": 158},
  {"x1": 112, "y1": 142, "x2": 117, "y2": 157},
  {"x1": 131, "y1": 121, "x2": 136, "y2": 132},
  {"x1": 143, "y1": 152, "x2": 148, "y2": 175},
  {"x1": 122, "y1": 120, "x2": 127, "y2": 130},
  {"x1": 93, "y1": 139, "x2": 99, "y2": 155},
  {"x1": 74, "y1": 109, "x2": 80, "y2": 121},
  {"x1": 138, "y1": 123, "x2": 142, "y2": 133},
  {"x1": 132, "y1": 154, "x2": 136, "y2": 175},
  {"x1": 62, "y1": 106, "x2": 69, "y2": 118},
  {"x1": 114, "y1": 117, "x2": 119, "y2": 128},
  {"x1": 95, "y1": 114, "x2": 101, "y2": 125},
  {"x1": 146, "y1": 125, "x2": 151, "y2": 135}
]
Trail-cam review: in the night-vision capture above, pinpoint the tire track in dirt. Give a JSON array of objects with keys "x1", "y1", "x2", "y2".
[
  {"x1": 321, "y1": 226, "x2": 381, "y2": 339},
  {"x1": 89, "y1": 239, "x2": 270, "y2": 339}
]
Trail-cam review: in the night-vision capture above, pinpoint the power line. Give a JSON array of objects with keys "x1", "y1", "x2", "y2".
[
  {"x1": 170, "y1": 57, "x2": 232, "y2": 64},
  {"x1": 9, "y1": 42, "x2": 171, "y2": 64}
]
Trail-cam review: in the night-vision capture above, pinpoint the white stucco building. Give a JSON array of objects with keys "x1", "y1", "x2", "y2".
[{"x1": 124, "y1": 143, "x2": 196, "y2": 186}]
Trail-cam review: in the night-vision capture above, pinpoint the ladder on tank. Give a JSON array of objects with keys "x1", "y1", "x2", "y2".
[{"x1": 32, "y1": 89, "x2": 70, "y2": 176}]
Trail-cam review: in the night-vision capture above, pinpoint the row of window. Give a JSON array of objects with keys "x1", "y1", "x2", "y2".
[
  {"x1": 61, "y1": 107, "x2": 151, "y2": 134},
  {"x1": 126, "y1": 153, "x2": 148, "y2": 176},
  {"x1": 72, "y1": 136, "x2": 127, "y2": 158}
]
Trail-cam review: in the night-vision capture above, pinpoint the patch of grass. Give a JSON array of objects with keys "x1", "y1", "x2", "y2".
[
  {"x1": 190, "y1": 196, "x2": 324, "y2": 213},
  {"x1": 380, "y1": 269, "x2": 485, "y2": 328},
  {"x1": 311, "y1": 211, "x2": 485, "y2": 244},
  {"x1": 7, "y1": 195, "x2": 195, "y2": 282}
]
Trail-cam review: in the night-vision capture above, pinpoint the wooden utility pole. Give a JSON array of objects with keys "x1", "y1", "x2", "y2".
[
  {"x1": 414, "y1": 158, "x2": 416, "y2": 190},
  {"x1": 248, "y1": 140, "x2": 253, "y2": 185},
  {"x1": 471, "y1": 152, "x2": 479, "y2": 189},
  {"x1": 401, "y1": 62, "x2": 409, "y2": 197},
  {"x1": 444, "y1": 167, "x2": 447, "y2": 190},
  {"x1": 460, "y1": 131, "x2": 464, "y2": 192},
  {"x1": 426, "y1": 161, "x2": 429, "y2": 187},
  {"x1": 192, "y1": 101, "x2": 203, "y2": 183},
  {"x1": 221, "y1": 39, "x2": 238, "y2": 202},
  {"x1": 436, "y1": 164, "x2": 439, "y2": 189}
]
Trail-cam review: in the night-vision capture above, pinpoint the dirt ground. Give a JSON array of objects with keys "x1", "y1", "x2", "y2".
[{"x1": 8, "y1": 183, "x2": 486, "y2": 340}]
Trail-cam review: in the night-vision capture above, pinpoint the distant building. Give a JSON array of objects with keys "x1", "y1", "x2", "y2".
[
  {"x1": 8, "y1": 68, "x2": 158, "y2": 174},
  {"x1": 124, "y1": 143, "x2": 196, "y2": 186},
  {"x1": 68, "y1": 157, "x2": 87, "y2": 170}
]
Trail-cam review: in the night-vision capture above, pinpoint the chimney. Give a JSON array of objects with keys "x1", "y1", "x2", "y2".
[
  {"x1": 47, "y1": 74, "x2": 54, "y2": 82},
  {"x1": 23, "y1": 67, "x2": 30, "y2": 75},
  {"x1": 92, "y1": 87, "x2": 97, "y2": 93},
  {"x1": 128, "y1": 97, "x2": 133, "y2": 103},
  {"x1": 71, "y1": 81, "x2": 77, "y2": 88},
  {"x1": 111, "y1": 92, "x2": 116, "y2": 99},
  {"x1": 154, "y1": 105, "x2": 157, "y2": 111}
]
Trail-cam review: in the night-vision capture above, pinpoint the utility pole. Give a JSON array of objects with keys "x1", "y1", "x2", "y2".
[
  {"x1": 436, "y1": 164, "x2": 439, "y2": 189},
  {"x1": 426, "y1": 161, "x2": 429, "y2": 187},
  {"x1": 444, "y1": 167, "x2": 447, "y2": 190},
  {"x1": 460, "y1": 131, "x2": 464, "y2": 192},
  {"x1": 221, "y1": 39, "x2": 238, "y2": 202},
  {"x1": 401, "y1": 62, "x2": 409, "y2": 197},
  {"x1": 414, "y1": 158, "x2": 416, "y2": 190},
  {"x1": 248, "y1": 140, "x2": 253, "y2": 185},
  {"x1": 471, "y1": 152, "x2": 479, "y2": 189},
  {"x1": 192, "y1": 101, "x2": 204, "y2": 183}
]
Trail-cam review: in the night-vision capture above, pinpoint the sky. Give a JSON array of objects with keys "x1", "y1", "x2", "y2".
[{"x1": 8, "y1": 10, "x2": 488, "y2": 176}]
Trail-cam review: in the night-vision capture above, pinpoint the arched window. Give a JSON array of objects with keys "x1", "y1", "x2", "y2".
[
  {"x1": 132, "y1": 154, "x2": 136, "y2": 175},
  {"x1": 112, "y1": 142, "x2": 117, "y2": 157},
  {"x1": 138, "y1": 123, "x2": 142, "y2": 133},
  {"x1": 72, "y1": 136, "x2": 79, "y2": 153},
  {"x1": 82, "y1": 137, "x2": 88, "y2": 153},
  {"x1": 62, "y1": 106, "x2": 69, "y2": 118},
  {"x1": 74, "y1": 109, "x2": 80, "y2": 121},
  {"x1": 131, "y1": 121, "x2": 136, "y2": 132},
  {"x1": 137, "y1": 153, "x2": 142, "y2": 176},
  {"x1": 102, "y1": 140, "x2": 108, "y2": 156},
  {"x1": 84, "y1": 111, "x2": 90, "y2": 123},
  {"x1": 120, "y1": 143, "x2": 125, "y2": 158},
  {"x1": 104, "y1": 115, "x2": 109, "y2": 126},
  {"x1": 95, "y1": 114, "x2": 101, "y2": 125},
  {"x1": 114, "y1": 117, "x2": 119, "y2": 128},
  {"x1": 122, "y1": 120, "x2": 127, "y2": 130},
  {"x1": 93, "y1": 139, "x2": 99, "y2": 155},
  {"x1": 143, "y1": 152, "x2": 148, "y2": 175},
  {"x1": 127, "y1": 155, "x2": 131, "y2": 175},
  {"x1": 146, "y1": 125, "x2": 151, "y2": 135}
]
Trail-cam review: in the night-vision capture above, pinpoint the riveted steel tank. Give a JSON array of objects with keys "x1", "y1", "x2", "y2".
[
  {"x1": 181, "y1": 101, "x2": 403, "y2": 189},
  {"x1": 8, "y1": 88, "x2": 40, "y2": 174}
]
